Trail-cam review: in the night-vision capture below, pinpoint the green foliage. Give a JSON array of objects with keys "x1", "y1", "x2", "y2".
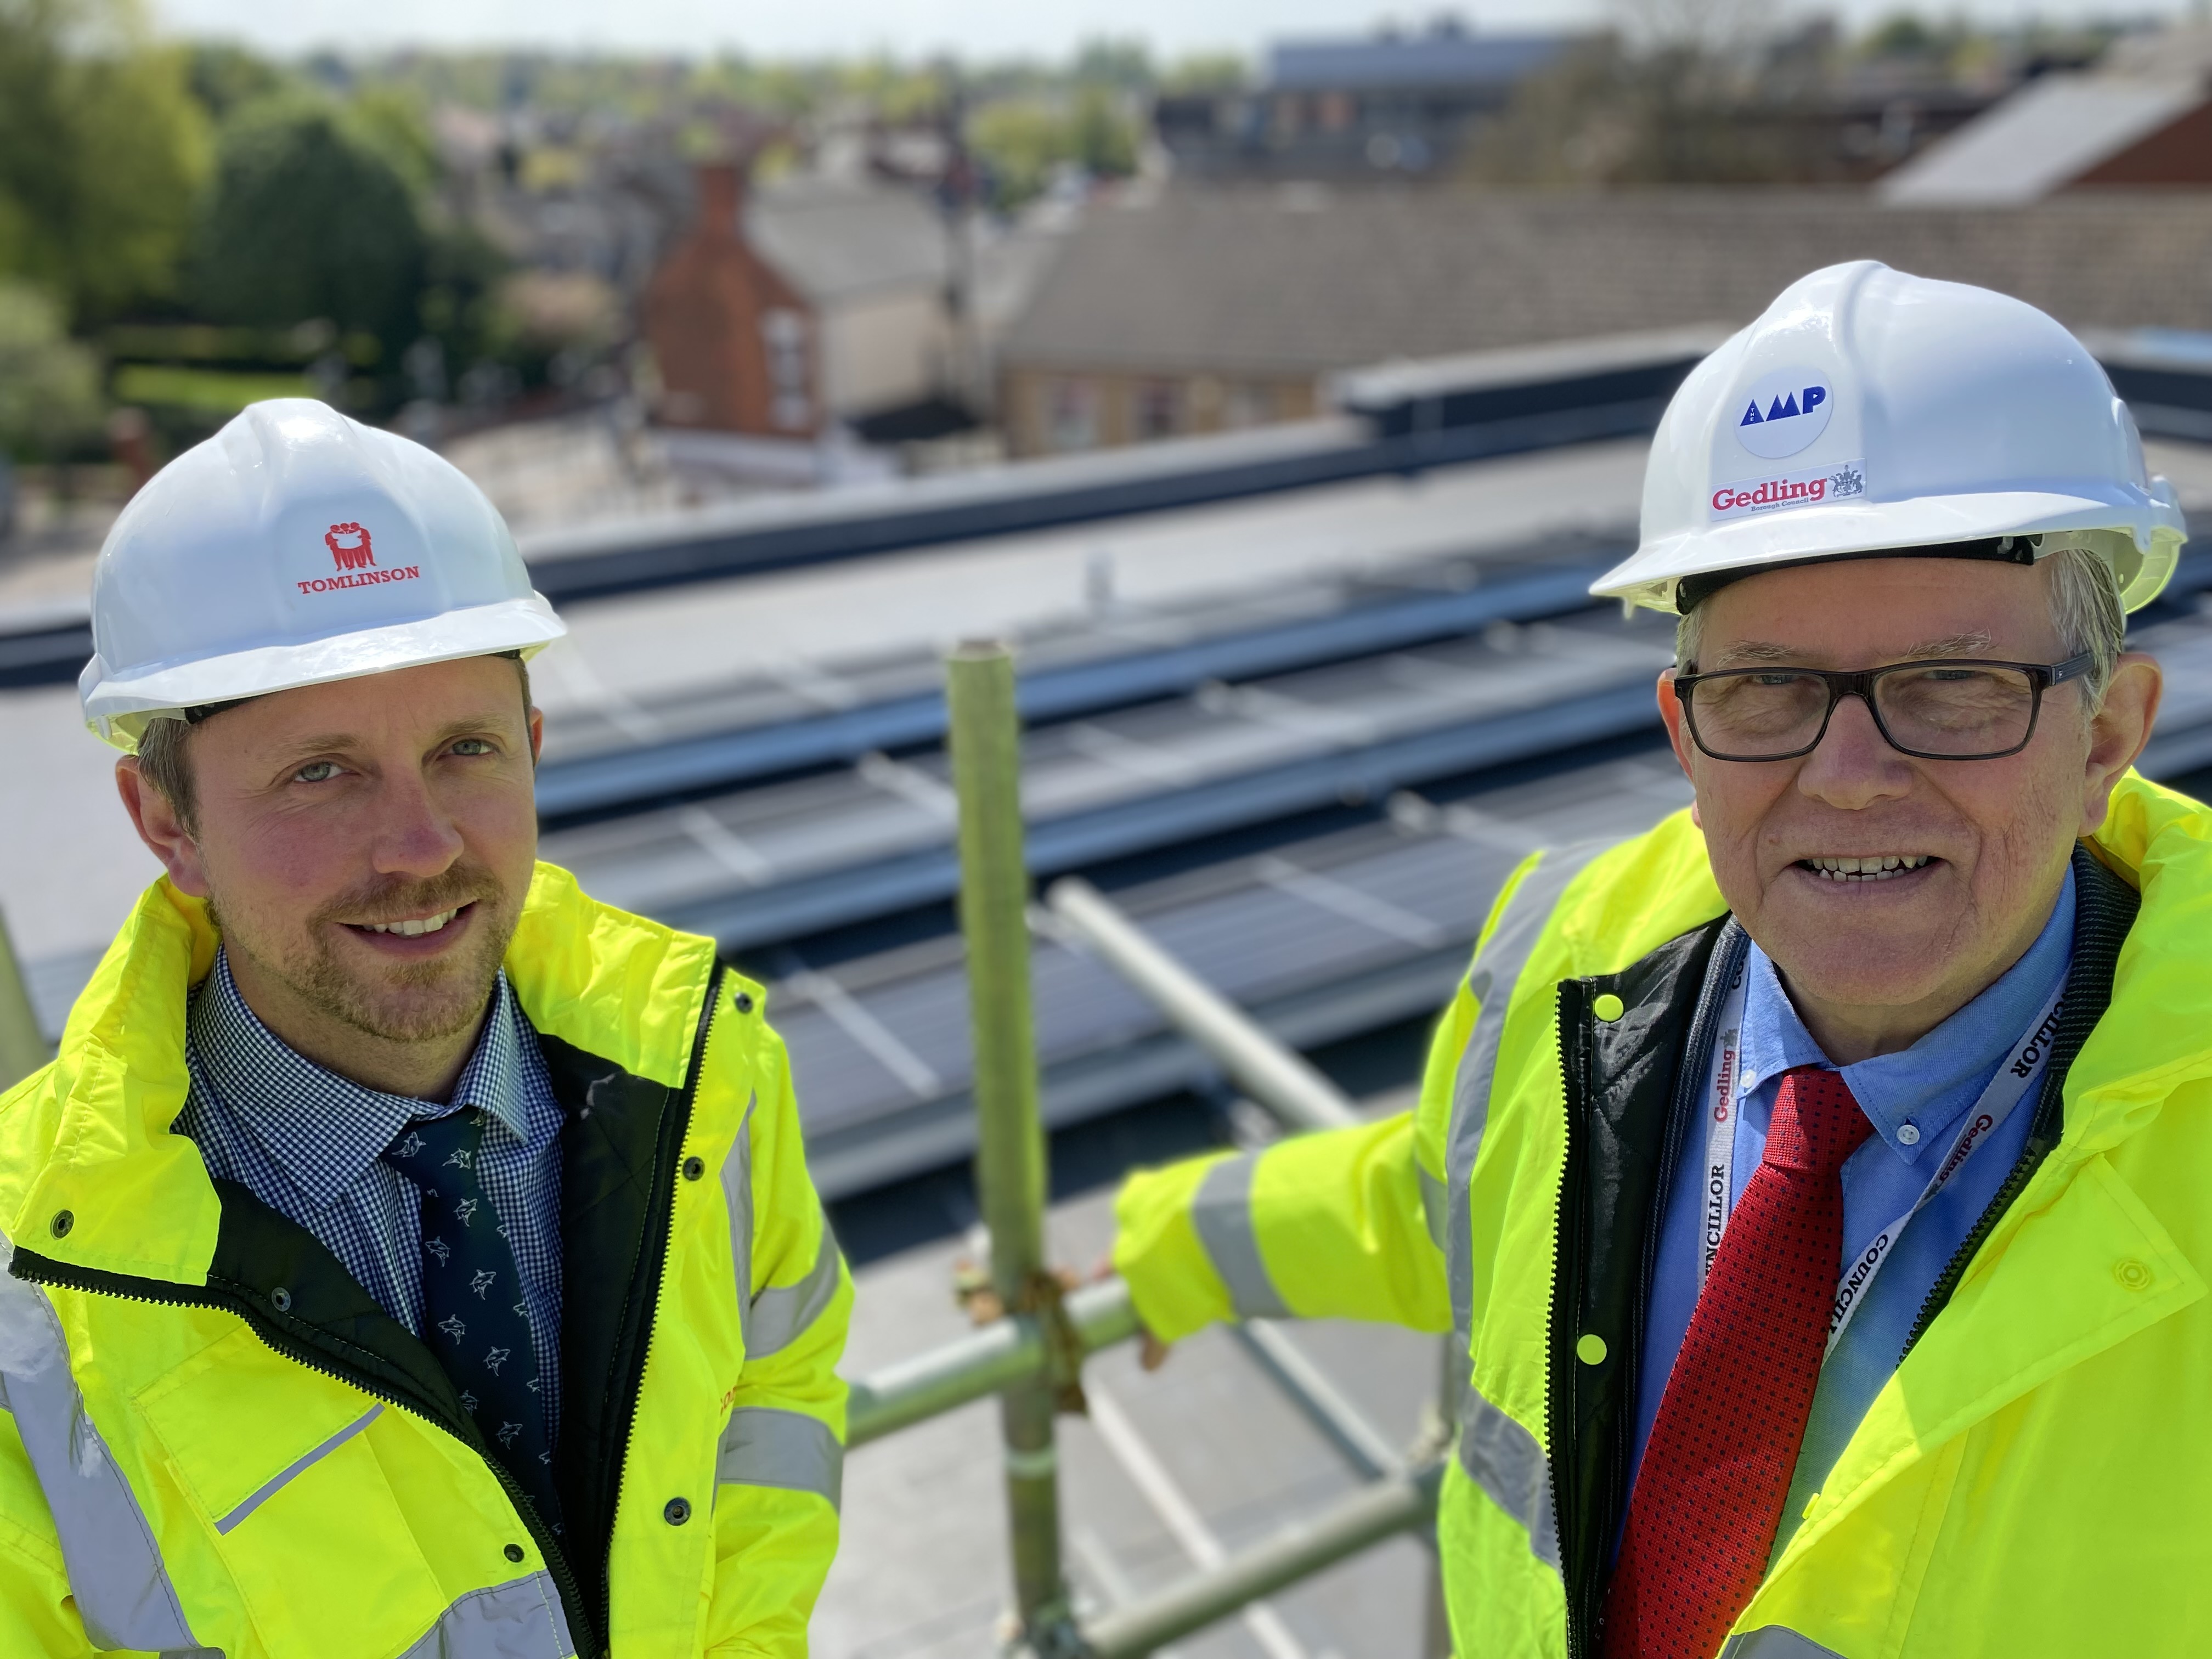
[
  {"x1": 969, "y1": 89, "x2": 1141, "y2": 210},
  {"x1": 1071, "y1": 38, "x2": 1153, "y2": 89},
  {"x1": 1069, "y1": 88, "x2": 1138, "y2": 177},
  {"x1": 0, "y1": 0, "x2": 211, "y2": 321},
  {"x1": 1160, "y1": 53, "x2": 1250, "y2": 93},
  {"x1": 0, "y1": 281, "x2": 103, "y2": 459},
  {"x1": 185, "y1": 40, "x2": 290, "y2": 118},
  {"x1": 186, "y1": 96, "x2": 427, "y2": 354},
  {"x1": 345, "y1": 83, "x2": 442, "y2": 199}
]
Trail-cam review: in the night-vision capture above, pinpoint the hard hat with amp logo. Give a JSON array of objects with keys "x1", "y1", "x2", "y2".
[
  {"x1": 1591, "y1": 261, "x2": 2189, "y2": 614},
  {"x1": 80, "y1": 399, "x2": 566, "y2": 751}
]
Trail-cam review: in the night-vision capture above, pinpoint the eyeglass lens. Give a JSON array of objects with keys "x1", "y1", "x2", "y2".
[{"x1": 1689, "y1": 664, "x2": 2041, "y2": 760}]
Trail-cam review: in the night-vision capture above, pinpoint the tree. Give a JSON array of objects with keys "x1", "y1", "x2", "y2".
[
  {"x1": 0, "y1": 281, "x2": 101, "y2": 460},
  {"x1": 0, "y1": 0, "x2": 211, "y2": 320},
  {"x1": 187, "y1": 97, "x2": 428, "y2": 358}
]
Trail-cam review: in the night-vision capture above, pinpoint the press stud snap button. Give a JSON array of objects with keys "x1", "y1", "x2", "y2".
[
  {"x1": 733, "y1": 991, "x2": 755, "y2": 1015},
  {"x1": 504, "y1": 1543, "x2": 526, "y2": 1564},
  {"x1": 683, "y1": 1155, "x2": 707, "y2": 1181},
  {"x1": 49, "y1": 1210, "x2": 72, "y2": 1239},
  {"x1": 1898, "y1": 1123, "x2": 1922, "y2": 1147},
  {"x1": 1592, "y1": 994, "x2": 1625, "y2": 1022},
  {"x1": 271, "y1": 1287, "x2": 292, "y2": 1313},
  {"x1": 2115, "y1": 1259, "x2": 2152, "y2": 1291},
  {"x1": 664, "y1": 1496, "x2": 692, "y2": 1526},
  {"x1": 1576, "y1": 1333, "x2": 1607, "y2": 1365}
]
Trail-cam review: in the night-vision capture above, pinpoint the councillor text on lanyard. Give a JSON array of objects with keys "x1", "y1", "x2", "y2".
[{"x1": 1693, "y1": 970, "x2": 2067, "y2": 1355}]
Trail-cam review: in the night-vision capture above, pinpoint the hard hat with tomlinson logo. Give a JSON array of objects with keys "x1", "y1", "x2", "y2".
[
  {"x1": 80, "y1": 399, "x2": 566, "y2": 751},
  {"x1": 1590, "y1": 261, "x2": 2188, "y2": 614}
]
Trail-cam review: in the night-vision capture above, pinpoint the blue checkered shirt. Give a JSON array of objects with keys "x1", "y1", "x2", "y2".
[{"x1": 177, "y1": 950, "x2": 565, "y2": 1438}]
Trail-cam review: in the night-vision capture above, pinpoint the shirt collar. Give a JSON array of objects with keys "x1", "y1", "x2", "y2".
[
  {"x1": 187, "y1": 949, "x2": 533, "y2": 1209},
  {"x1": 1739, "y1": 864, "x2": 2075, "y2": 1167}
]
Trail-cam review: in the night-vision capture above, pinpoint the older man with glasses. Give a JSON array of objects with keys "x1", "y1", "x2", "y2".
[{"x1": 1109, "y1": 262, "x2": 2208, "y2": 1658}]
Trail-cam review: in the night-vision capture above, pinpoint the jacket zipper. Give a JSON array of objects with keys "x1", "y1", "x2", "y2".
[
  {"x1": 1900, "y1": 1127, "x2": 2057, "y2": 1359},
  {"x1": 595, "y1": 962, "x2": 726, "y2": 1629},
  {"x1": 9, "y1": 1259, "x2": 596, "y2": 1654},
  {"x1": 1548, "y1": 979, "x2": 1595, "y2": 1659}
]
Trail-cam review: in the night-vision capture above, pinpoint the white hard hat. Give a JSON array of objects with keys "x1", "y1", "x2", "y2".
[
  {"x1": 1592, "y1": 261, "x2": 2188, "y2": 616},
  {"x1": 81, "y1": 399, "x2": 566, "y2": 752}
]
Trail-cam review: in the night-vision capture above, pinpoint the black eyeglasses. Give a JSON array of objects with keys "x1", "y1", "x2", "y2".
[{"x1": 1674, "y1": 652, "x2": 2096, "y2": 763}]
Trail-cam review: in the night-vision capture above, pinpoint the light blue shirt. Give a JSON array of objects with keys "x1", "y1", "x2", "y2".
[
  {"x1": 1630, "y1": 866, "x2": 2075, "y2": 1555},
  {"x1": 178, "y1": 950, "x2": 567, "y2": 1436}
]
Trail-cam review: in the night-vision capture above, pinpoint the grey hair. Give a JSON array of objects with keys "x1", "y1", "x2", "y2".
[{"x1": 1674, "y1": 541, "x2": 2126, "y2": 709}]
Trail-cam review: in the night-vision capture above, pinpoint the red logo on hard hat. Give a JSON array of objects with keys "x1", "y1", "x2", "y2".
[
  {"x1": 325, "y1": 522, "x2": 376, "y2": 571},
  {"x1": 296, "y1": 520, "x2": 421, "y2": 597}
]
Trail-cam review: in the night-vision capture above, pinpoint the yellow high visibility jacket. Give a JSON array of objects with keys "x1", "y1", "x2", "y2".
[
  {"x1": 1116, "y1": 773, "x2": 2212, "y2": 1658},
  {"x1": 0, "y1": 862, "x2": 850, "y2": 1659}
]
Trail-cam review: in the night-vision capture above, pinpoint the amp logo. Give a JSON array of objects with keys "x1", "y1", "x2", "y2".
[
  {"x1": 1740, "y1": 386, "x2": 1826, "y2": 427},
  {"x1": 1734, "y1": 366, "x2": 1835, "y2": 460},
  {"x1": 325, "y1": 522, "x2": 376, "y2": 571}
]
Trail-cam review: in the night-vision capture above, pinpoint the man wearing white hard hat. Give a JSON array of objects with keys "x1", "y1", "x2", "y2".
[
  {"x1": 1111, "y1": 263, "x2": 2209, "y2": 1656},
  {"x1": 0, "y1": 402, "x2": 849, "y2": 1658}
]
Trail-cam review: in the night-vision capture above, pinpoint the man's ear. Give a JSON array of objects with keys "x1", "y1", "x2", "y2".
[
  {"x1": 527, "y1": 705, "x2": 544, "y2": 767},
  {"x1": 2079, "y1": 652, "x2": 2162, "y2": 836},
  {"x1": 1657, "y1": 670, "x2": 1703, "y2": 828},
  {"x1": 117, "y1": 757, "x2": 211, "y2": 898}
]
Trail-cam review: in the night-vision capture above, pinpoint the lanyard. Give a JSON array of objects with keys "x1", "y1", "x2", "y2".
[{"x1": 1694, "y1": 970, "x2": 2065, "y2": 1355}]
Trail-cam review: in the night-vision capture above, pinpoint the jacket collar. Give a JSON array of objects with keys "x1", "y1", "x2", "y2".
[{"x1": 1, "y1": 862, "x2": 721, "y2": 1288}]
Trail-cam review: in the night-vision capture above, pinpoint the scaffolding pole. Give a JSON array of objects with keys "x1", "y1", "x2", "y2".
[
  {"x1": 947, "y1": 641, "x2": 1075, "y2": 1655},
  {"x1": 845, "y1": 1278, "x2": 1138, "y2": 1448},
  {"x1": 1043, "y1": 878, "x2": 1360, "y2": 1135},
  {"x1": 1081, "y1": 1462, "x2": 1446, "y2": 1659},
  {"x1": 0, "y1": 904, "x2": 48, "y2": 1093}
]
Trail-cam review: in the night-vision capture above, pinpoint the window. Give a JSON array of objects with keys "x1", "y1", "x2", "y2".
[
  {"x1": 1133, "y1": 380, "x2": 1182, "y2": 442},
  {"x1": 1046, "y1": 377, "x2": 1099, "y2": 452},
  {"x1": 760, "y1": 309, "x2": 812, "y2": 432}
]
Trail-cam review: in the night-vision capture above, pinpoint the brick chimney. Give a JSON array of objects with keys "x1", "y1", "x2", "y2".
[
  {"x1": 641, "y1": 160, "x2": 817, "y2": 436},
  {"x1": 695, "y1": 162, "x2": 744, "y2": 240}
]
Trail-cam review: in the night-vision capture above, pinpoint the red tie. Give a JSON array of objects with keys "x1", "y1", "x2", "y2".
[{"x1": 1602, "y1": 1066, "x2": 1875, "y2": 1659}]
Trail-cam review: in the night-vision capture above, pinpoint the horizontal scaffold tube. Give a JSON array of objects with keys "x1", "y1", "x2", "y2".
[
  {"x1": 1080, "y1": 1460, "x2": 1447, "y2": 1659},
  {"x1": 1045, "y1": 877, "x2": 1362, "y2": 1135},
  {"x1": 845, "y1": 1276, "x2": 1142, "y2": 1447}
]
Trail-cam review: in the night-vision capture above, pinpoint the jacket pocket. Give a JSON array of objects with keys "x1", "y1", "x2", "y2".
[{"x1": 136, "y1": 1323, "x2": 452, "y2": 1658}]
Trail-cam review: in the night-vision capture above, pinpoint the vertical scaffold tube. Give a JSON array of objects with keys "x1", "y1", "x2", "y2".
[
  {"x1": 0, "y1": 904, "x2": 49, "y2": 1092},
  {"x1": 946, "y1": 641, "x2": 1070, "y2": 1650}
]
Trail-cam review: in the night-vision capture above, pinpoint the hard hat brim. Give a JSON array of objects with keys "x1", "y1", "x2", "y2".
[
  {"x1": 81, "y1": 593, "x2": 569, "y2": 752},
  {"x1": 1593, "y1": 481, "x2": 2188, "y2": 615}
]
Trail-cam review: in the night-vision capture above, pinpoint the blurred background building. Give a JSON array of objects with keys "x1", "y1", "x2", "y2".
[{"x1": 4, "y1": 2, "x2": 2212, "y2": 1655}]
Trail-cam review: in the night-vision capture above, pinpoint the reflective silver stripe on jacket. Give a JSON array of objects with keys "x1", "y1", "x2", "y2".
[
  {"x1": 716, "y1": 1406, "x2": 844, "y2": 1510},
  {"x1": 1190, "y1": 1154, "x2": 1290, "y2": 1319},
  {"x1": 396, "y1": 1572, "x2": 577, "y2": 1659},
  {"x1": 1444, "y1": 842, "x2": 1610, "y2": 1342},
  {"x1": 217, "y1": 1403, "x2": 383, "y2": 1533},
  {"x1": 1457, "y1": 1378, "x2": 1561, "y2": 1575},
  {"x1": 748, "y1": 1221, "x2": 843, "y2": 1361},
  {"x1": 0, "y1": 1254, "x2": 205, "y2": 1652},
  {"x1": 1719, "y1": 1628, "x2": 1847, "y2": 1658},
  {"x1": 722, "y1": 1094, "x2": 758, "y2": 1346}
]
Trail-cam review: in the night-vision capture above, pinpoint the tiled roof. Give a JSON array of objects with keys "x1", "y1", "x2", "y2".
[
  {"x1": 998, "y1": 187, "x2": 2212, "y2": 377},
  {"x1": 1880, "y1": 74, "x2": 2209, "y2": 204},
  {"x1": 747, "y1": 178, "x2": 949, "y2": 304}
]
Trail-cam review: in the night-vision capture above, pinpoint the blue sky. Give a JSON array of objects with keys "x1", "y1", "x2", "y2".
[{"x1": 155, "y1": 0, "x2": 2198, "y2": 61}]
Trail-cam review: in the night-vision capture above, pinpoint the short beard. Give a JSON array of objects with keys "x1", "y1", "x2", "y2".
[{"x1": 213, "y1": 862, "x2": 515, "y2": 1047}]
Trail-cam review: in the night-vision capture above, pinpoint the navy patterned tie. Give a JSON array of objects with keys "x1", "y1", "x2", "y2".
[{"x1": 383, "y1": 1108, "x2": 562, "y2": 1532}]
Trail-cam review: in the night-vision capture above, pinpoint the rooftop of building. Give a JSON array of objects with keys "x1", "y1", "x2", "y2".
[{"x1": 999, "y1": 185, "x2": 2212, "y2": 379}]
